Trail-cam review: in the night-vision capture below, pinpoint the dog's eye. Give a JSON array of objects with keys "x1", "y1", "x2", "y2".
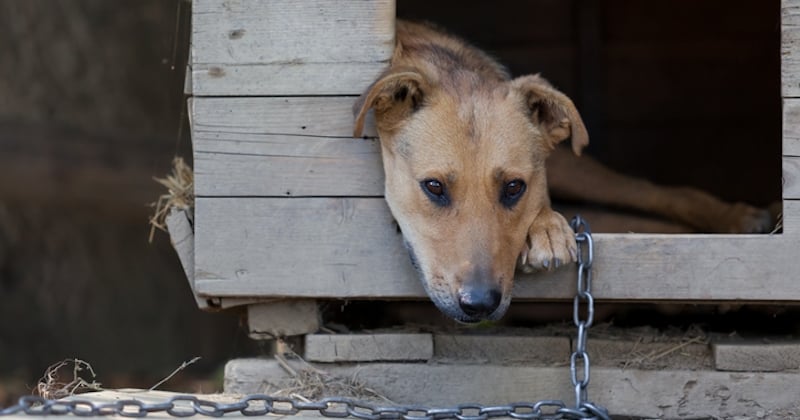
[
  {"x1": 421, "y1": 179, "x2": 450, "y2": 207},
  {"x1": 500, "y1": 179, "x2": 526, "y2": 208},
  {"x1": 425, "y1": 179, "x2": 443, "y2": 195}
]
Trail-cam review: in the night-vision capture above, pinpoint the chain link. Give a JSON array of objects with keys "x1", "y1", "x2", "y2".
[
  {"x1": 0, "y1": 217, "x2": 608, "y2": 420},
  {"x1": 2, "y1": 395, "x2": 607, "y2": 420},
  {"x1": 569, "y1": 216, "x2": 598, "y2": 414}
]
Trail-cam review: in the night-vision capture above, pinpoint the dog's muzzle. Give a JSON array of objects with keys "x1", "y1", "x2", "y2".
[
  {"x1": 457, "y1": 283, "x2": 502, "y2": 319},
  {"x1": 405, "y1": 240, "x2": 509, "y2": 323}
]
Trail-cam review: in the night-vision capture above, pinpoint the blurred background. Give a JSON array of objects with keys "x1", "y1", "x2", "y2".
[{"x1": 0, "y1": 1, "x2": 255, "y2": 403}]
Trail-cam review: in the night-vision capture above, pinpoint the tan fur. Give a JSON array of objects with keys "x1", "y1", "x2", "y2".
[
  {"x1": 354, "y1": 21, "x2": 585, "y2": 322},
  {"x1": 354, "y1": 21, "x2": 774, "y2": 322}
]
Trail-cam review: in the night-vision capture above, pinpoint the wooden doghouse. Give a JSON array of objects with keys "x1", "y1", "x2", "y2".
[{"x1": 174, "y1": 0, "x2": 800, "y2": 417}]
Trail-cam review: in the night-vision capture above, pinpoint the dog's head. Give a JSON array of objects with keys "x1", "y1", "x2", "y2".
[{"x1": 354, "y1": 68, "x2": 587, "y2": 323}]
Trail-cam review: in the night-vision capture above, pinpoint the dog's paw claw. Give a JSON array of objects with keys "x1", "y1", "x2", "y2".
[{"x1": 520, "y1": 210, "x2": 577, "y2": 272}]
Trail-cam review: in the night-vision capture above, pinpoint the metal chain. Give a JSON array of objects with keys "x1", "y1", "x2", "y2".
[
  {"x1": 0, "y1": 217, "x2": 609, "y2": 420},
  {"x1": 568, "y1": 216, "x2": 606, "y2": 419},
  {"x1": 2, "y1": 394, "x2": 609, "y2": 420}
]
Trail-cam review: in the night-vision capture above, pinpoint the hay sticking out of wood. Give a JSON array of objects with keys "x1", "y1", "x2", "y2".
[
  {"x1": 36, "y1": 359, "x2": 103, "y2": 399},
  {"x1": 149, "y1": 157, "x2": 194, "y2": 243}
]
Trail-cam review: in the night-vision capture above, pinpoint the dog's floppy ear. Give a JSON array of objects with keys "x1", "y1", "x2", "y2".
[
  {"x1": 511, "y1": 74, "x2": 589, "y2": 156},
  {"x1": 353, "y1": 66, "x2": 428, "y2": 137}
]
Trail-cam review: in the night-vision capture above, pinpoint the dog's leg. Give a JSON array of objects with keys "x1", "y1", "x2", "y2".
[
  {"x1": 546, "y1": 148, "x2": 774, "y2": 233},
  {"x1": 520, "y1": 207, "x2": 578, "y2": 272}
]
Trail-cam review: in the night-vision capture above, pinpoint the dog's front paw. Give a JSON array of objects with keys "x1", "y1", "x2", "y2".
[
  {"x1": 519, "y1": 209, "x2": 577, "y2": 273},
  {"x1": 720, "y1": 202, "x2": 774, "y2": 233}
]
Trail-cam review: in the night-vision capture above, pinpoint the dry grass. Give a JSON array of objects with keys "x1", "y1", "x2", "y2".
[
  {"x1": 618, "y1": 335, "x2": 709, "y2": 370},
  {"x1": 35, "y1": 359, "x2": 103, "y2": 399},
  {"x1": 148, "y1": 157, "x2": 193, "y2": 243},
  {"x1": 771, "y1": 210, "x2": 784, "y2": 234},
  {"x1": 149, "y1": 356, "x2": 201, "y2": 391},
  {"x1": 271, "y1": 342, "x2": 394, "y2": 404}
]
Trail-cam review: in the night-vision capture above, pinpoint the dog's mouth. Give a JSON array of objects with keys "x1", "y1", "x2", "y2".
[{"x1": 404, "y1": 241, "x2": 510, "y2": 323}]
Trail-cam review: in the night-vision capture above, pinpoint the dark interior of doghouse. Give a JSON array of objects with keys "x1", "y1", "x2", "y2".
[
  {"x1": 396, "y1": 0, "x2": 782, "y2": 234},
  {"x1": 323, "y1": 0, "x2": 794, "y2": 335}
]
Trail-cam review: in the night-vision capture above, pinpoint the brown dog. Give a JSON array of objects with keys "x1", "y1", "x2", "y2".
[{"x1": 354, "y1": 21, "x2": 773, "y2": 323}]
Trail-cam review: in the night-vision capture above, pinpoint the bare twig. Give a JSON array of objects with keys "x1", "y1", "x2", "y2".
[{"x1": 149, "y1": 356, "x2": 201, "y2": 391}]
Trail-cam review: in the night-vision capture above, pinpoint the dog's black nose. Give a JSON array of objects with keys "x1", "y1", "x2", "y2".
[{"x1": 458, "y1": 285, "x2": 502, "y2": 319}]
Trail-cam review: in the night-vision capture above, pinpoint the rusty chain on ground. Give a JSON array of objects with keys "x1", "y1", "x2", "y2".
[{"x1": 1, "y1": 216, "x2": 609, "y2": 420}]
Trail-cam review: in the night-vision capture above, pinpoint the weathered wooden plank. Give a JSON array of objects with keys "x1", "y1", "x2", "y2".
[
  {"x1": 225, "y1": 358, "x2": 800, "y2": 419},
  {"x1": 713, "y1": 339, "x2": 800, "y2": 372},
  {"x1": 248, "y1": 301, "x2": 320, "y2": 338},
  {"x1": 192, "y1": 97, "x2": 377, "y2": 139},
  {"x1": 785, "y1": 98, "x2": 800, "y2": 156},
  {"x1": 165, "y1": 208, "x2": 209, "y2": 309},
  {"x1": 194, "y1": 197, "x2": 421, "y2": 297},
  {"x1": 192, "y1": 97, "x2": 381, "y2": 197},
  {"x1": 191, "y1": 0, "x2": 394, "y2": 96},
  {"x1": 184, "y1": 65, "x2": 192, "y2": 96},
  {"x1": 783, "y1": 0, "x2": 800, "y2": 97},
  {"x1": 305, "y1": 334, "x2": 433, "y2": 362},
  {"x1": 432, "y1": 334, "x2": 570, "y2": 364},
  {"x1": 194, "y1": 141, "x2": 383, "y2": 197},
  {"x1": 783, "y1": 155, "x2": 800, "y2": 198},
  {"x1": 194, "y1": 197, "x2": 797, "y2": 301},
  {"x1": 783, "y1": 199, "x2": 800, "y2": 235},
  {"x1": 192, "y1": 63, "x2": 389, "y2": 96}
]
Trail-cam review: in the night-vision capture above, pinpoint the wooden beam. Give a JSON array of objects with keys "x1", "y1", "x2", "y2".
[
  {"x1": 784, "y1": 98, "x2": 800, "y2": 156},
  {"x1": 782, "y1": 199, "x2": 800, "y2": 235},
  {"x1": 432, "y1": 335, "x2": 570, "y2": 364},
  {"x1": 191, "y1": 0, "x2": 394, "y2": 96},
  {"x1": 305, "y1": 334, "x2": 434, "y2": 362},
  {"x1": 192, "y1": 97, "x2": 377, "y2": 139},
  {"x1": 783, "y1": 155, "x2": 800, "y2": 198},
  {"x1": 165, "y1": 208, "x2": 210, "y2": 309},
  {"x1": 194, "y1": 140, "x2": 384, "y2": 197},
  {"x1": 783, "y1": 0, "x2": 800, "y2": 97},
  {"x1": 713, "y1": 338, "x2": 800, "y2": 372},
  {"x1": 192, "y1": 97, "x2": 382, "y2": 197},
  {"x1": 194, "y1": 197, "x2": 797, "y2": 301},
  {"x1": 225, "y1": 358, "x2": 800, "y2": 419},
  {"x1": 248, "y1": 301, "x2": 320, "y2": 338}
]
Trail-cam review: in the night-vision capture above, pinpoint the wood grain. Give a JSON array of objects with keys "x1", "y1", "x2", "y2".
[
  {"x1": 783, "y1": 156, "x2": 800, "y2": 198},
  {"x1": 305, "y1": 334, "x2": 434, "y2": 362},
  {"x1": 191, "y1": 0, "x2": 394, "y2": 95},
  {"x1": 784, "y1": 98, "x2": 800, "y2": 156},
  {"x1": 784, "y1": 0, "x2": 800, "y2": 97},
  {"x1": 192, "y1": 97, "x2": 382, "y2": 197},
  {"x1": 713, "y1": 339, "x2": 800, "y2": 372},
  {"x1": 247, "y1": 301, "x2": 320, "y2": 338},
  {"x1": 225, "y1": 358, "x2": 800, "y2": 419},
  {"x1": 194, "y1": 197, "x2": 797, "y2": 301}
]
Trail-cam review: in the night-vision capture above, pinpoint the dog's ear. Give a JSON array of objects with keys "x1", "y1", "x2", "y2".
[
  {"x1": 511, "y1": 74, "x2": 589, "y2": 156},
  {"x1": 353, "y1": 66, "x2": 428, "y2": 137}
]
